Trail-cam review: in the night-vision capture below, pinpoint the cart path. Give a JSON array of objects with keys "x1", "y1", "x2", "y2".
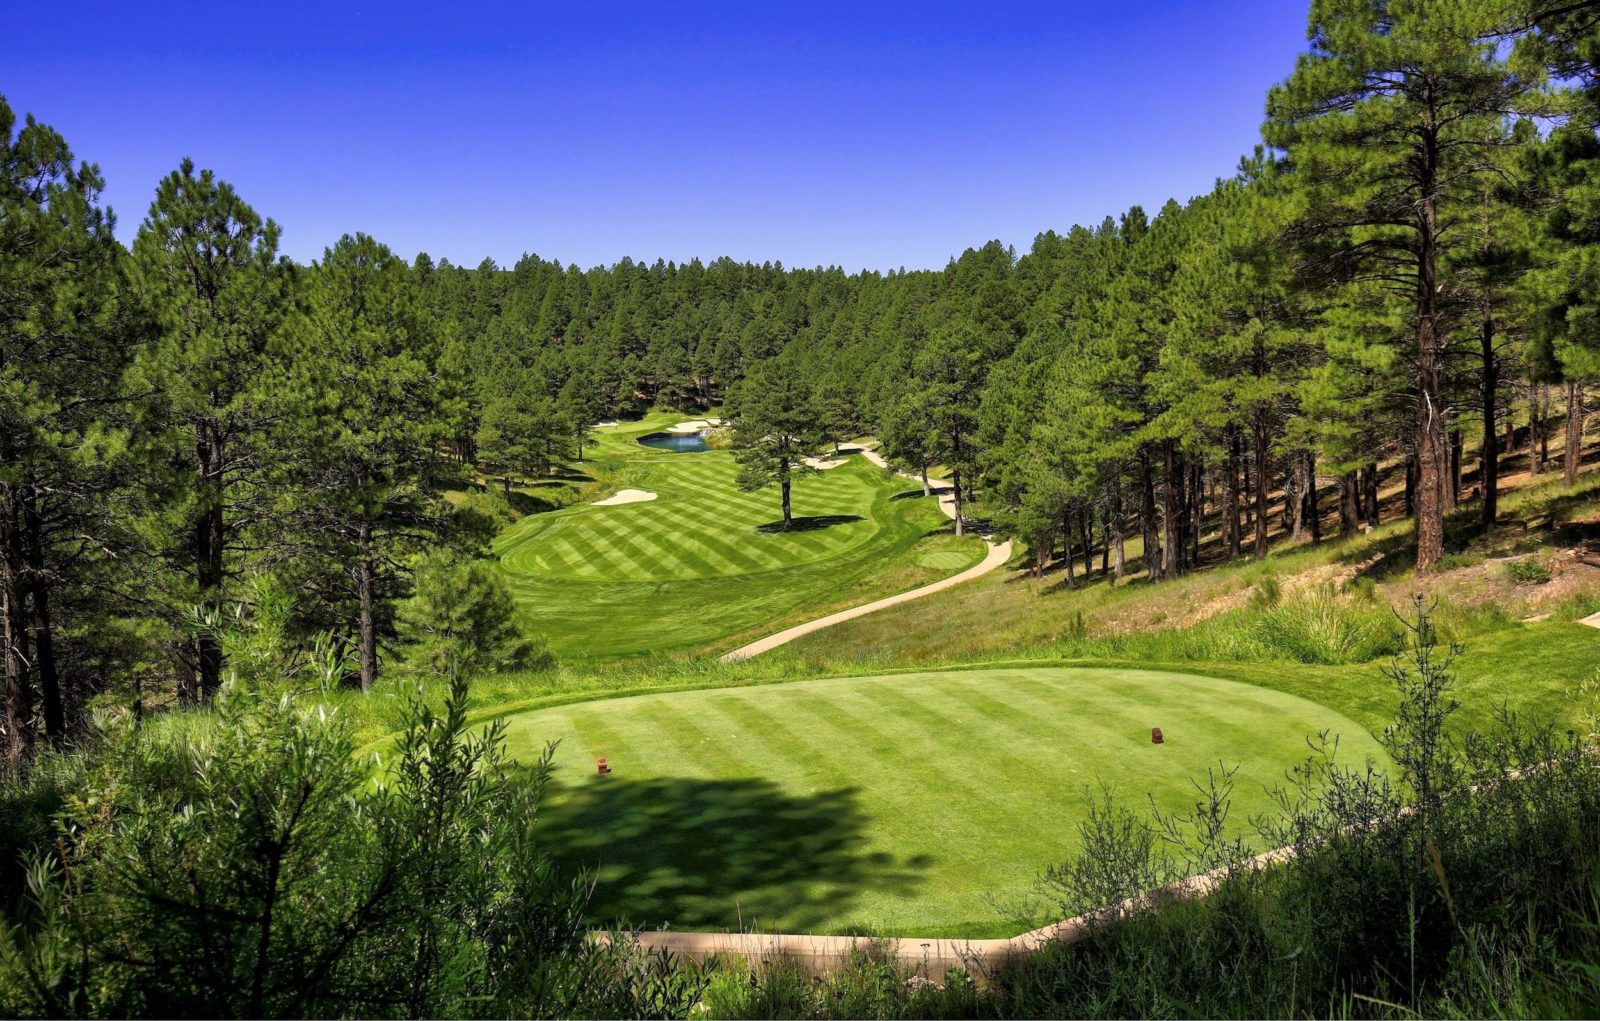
[{"x1": 720, "y1": 448, "x2": 1011, "y2": 662}]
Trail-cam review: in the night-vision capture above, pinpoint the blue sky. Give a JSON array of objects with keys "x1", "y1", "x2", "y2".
[{"x1": 6, "y1": 2, "x2": 1309, "y2": 271}]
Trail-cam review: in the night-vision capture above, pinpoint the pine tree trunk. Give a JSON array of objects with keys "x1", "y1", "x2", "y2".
[
  {"x1": 1190, "y1": 464, "x2": 1202, "y2": 566},
  {"x1": 1448, "y1": 428, "x2": 1463, "y2": 508},
  {"x1": 1480, "y1": 313, "x2": 1499, "y2": 529},
  {"x1": 1111, "y1": 488, "x2": 1126, "y2": 581},
  {"x1": 1223, "y1": 429, "x2": 1241, "y2": 559},
  {"x1": 1340, "y1": 473, "x2": 1360, "y2": 538},
  {"x1": 920, "y1": 464, "x2": 930, "y2": 498},
  {"x1": 1289, "y1": 454, "x2": 1306, "y2": 543},
  {"x1": 357, "y1": 528, "x2": 377, "y2": 692},
  {"x1": 950, "y1": 467, "x2": 963, "y2": 538},
  {"x1": 195, "y1": 425, "x2": 225, "y2": 701},
  {"x1": 1532, "y1": 384, "x2": 1547, "y2": 475},
  {"x1": 1306, "y1": 452, "x2": 1323, "y2": 545},
  {"x1": 1566, "y1": 380, "x2": 1588, "y2": 488},
  {"x1": 22, "y1": 492, "x2": 62, "y2": 742},
  {"x1": 1, "y1": 485, "x2": 32, "y2": 773},
  {"x1": 1252, "y1": 411, "x2": 1270, "y2": 559},
  {"x1": 1364, "y1": 462, "x2": 1380, "y2": 527},
  {"x1": 1404, "y1": 449, "x2": 1417, "y2": 517},
  {"x1": 1139, "y1": 452, "x2": 1160, "y2": 582},
  {"x1": 781, "y1": 460, "x2": 794, "y2": 528},
  {"x1": 1080, "y1": 508, "x2": 1094, "y2": 578},
  {"x1": 1063, "y1": 529, "x2": 1076, "y2": 587},
  {"x1": 1161, "y1": 439, "x2": 1180, "y2": 581},
  {"x1": 1413, "y1": 143, "x2": 1447, "y2": 574}
]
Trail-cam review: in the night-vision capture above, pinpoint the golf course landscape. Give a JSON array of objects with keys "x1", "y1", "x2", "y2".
[
  {"x1": 14, "y1": 8, "x2": 1600, "y2": 1011},
  {"x1": 503, "y1": 666, "x2": 1388, "y2": 938},
  {"x1": 494, "y1": 413, "x2": 987, "y2": 659}
]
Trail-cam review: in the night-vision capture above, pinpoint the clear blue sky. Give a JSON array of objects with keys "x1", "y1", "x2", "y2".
[{"x1": 6, "y1": 1, "x2": 1309, "y2": 271}]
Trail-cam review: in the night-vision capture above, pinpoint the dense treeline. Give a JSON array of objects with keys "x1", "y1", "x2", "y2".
[{"x1": 6, "y1": 0, "x2": 1600, "y2": 767}]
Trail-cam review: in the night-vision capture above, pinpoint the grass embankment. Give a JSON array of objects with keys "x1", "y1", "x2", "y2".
[
  {"x1": 497, "y1": 665, "x2": 1385, "y2": 938},
  {"x1": 493, "y1": 413, "x2": 985, "y2": 660},
  {"x1": 771, "y1": 470, "x2": 1600, "y2": 709}
]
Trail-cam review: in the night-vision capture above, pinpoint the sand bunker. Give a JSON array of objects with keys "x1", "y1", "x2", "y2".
[
  {"x1": 594, "y1": 489, "x2": 658, "y2": 506},
  {"x1": 669, "y1": 417, "x2": 723, "y2": 433}
]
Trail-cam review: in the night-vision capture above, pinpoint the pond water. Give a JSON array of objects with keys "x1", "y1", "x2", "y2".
[{"x1": 637, "y1": 430, "x2": 710, "y2": 453}]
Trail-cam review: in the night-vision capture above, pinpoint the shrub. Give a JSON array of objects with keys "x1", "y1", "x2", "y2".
[
  {"x1": 1254, "y1": 584, "x2": 1400, "y2": 665},
  {"x1": 0, "y1": 676, "x2": 699, "y2": 1018},
  {"x1": 398, "y1": 550, "x2": 552, "y2": 676},
  {"x1": 1247, "y1": 574, "x2": 1282, "y2": 610},
  {"x1": 1506, "y1": 558, "x2": 1553, "y2": 585}
]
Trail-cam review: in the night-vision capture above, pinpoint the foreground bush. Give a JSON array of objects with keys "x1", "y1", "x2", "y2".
[{"x1": 0, "y1": 673, "x2": 700, "y2": 1018}]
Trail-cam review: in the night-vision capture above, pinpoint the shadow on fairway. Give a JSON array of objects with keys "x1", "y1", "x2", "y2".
[
  {"x1": 537, "y1": 775, "x2": 930, "y2": 933},
  {"x1": 755, "y1": 514, "x2": 865, "y2": 534}
]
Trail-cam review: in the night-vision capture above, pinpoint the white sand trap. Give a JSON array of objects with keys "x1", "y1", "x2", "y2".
[
  {"x1": 668, "y1": 419, "x2": 714, "y2": 433},
  {"x1": 804, "y1": 455, "x2": 845, "y2": 470},
  {"x1": 594, "y1": 420, "x2": 620, "y2": 428},
  {"x1": 594, "y1": 488, "x2": 657, "y2": 506}
]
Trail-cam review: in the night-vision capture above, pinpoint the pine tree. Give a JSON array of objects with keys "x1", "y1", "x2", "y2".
[
  {"x1": 1266, "y1": 0, "x2": 1538, "y2": 572},
  {"x1": 128, "y1": 160, "x2": 296, "y2": 701},
  {"x1": 726, "y1": 357, "x2": 822, "y2": 529},
  {"x1": 289, "y1": 233, "x2": 453, "y2": 690},
  {"x1": 0, "y1": 98, "x2": 129, "y2": 765}
]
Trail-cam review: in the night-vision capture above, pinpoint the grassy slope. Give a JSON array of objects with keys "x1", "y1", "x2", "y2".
[
  {"x1": 494, "y1": 413, "x2": 985, "y2": 660},
  {"x1": 503, "y1": 666, "x2": 1387, "y2": 939},
  {"x1": 766, "y1": 470, "x2": 1600, "y2": 728}
]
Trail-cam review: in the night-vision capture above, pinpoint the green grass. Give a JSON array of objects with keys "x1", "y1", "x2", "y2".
[
  {"x1": 493, "y1": 414, "x2": 985, "y2": 659},
  {"x1": 499, "y1": 665, "x2": 1389, "y2": 939}
]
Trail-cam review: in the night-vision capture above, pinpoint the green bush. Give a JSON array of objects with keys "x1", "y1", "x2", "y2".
[
  {"x1": 1506, "y1": 558, "x2": 1553, "y2": 585},
  {"x1": 0, "y1": 676, "x2": 700, "y2": 1018},
  {"x1": 398, "y1": 550, "x2": 552, "y2": 676}
]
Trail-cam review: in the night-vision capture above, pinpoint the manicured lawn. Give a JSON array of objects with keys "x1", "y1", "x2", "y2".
[
  {"x1": 494, "y1": 415, "x2": 984, "y2": 659},
  {"x1": 500, "y1": 666, "x2": 1388, "y2": 939}
]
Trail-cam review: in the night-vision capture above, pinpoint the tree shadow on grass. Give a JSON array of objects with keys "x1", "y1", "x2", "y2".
[
  {"x1": 755, "y1": 514, "x2": 865, "y2": 534},
  {"x1": 535, "y1": 774, "x2": 930, "y2": 934}
]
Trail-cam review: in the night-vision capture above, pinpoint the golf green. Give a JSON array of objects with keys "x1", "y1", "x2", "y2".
[
  {"x1": 494, "y1": 417, "x2": 984, "y2": 659},
  {"x1": 501, "y1": 666, "x2": 1389, "y2": 938}
]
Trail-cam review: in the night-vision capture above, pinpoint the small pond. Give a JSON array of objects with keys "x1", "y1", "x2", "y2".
[{"x1": 637, "y1": 430, "x2": 709, "y2": 453}]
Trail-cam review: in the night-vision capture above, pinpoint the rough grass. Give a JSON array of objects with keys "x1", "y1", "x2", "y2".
[
  {"x1": 494, "y1": 414, "x2": 986, "y2": 660},
  {"x1": 494, "y1": 666, "x2": 1388, "y2": 939}
]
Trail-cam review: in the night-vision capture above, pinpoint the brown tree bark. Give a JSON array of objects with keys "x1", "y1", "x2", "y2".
[
  {"x1": 1480, "y1": 312, "x2": 1500, "y2": 530},
  {"x1": 194, "y1": 425, "x2": 225, "y2": 701},
  {"x1": 1412, "y1": 110, "x2": 1447, "y2": 574},
  {"x1": 22, "y1": 492, "x2": 62, "y2": 741},
  {"x1": 1252, "y1": 410, "x2": 1270, "y2": 559},
  {"x1": 2, "y1": 486, "x2": 32, "y2": 772},
  {"x1": 1566, "y1": 380, "x2": 1588, "y2": 488}
]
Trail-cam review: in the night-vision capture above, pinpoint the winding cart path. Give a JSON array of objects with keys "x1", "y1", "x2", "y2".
[{"x1": 720, "y1": 448, "x2": 1012, "y2": 662}]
